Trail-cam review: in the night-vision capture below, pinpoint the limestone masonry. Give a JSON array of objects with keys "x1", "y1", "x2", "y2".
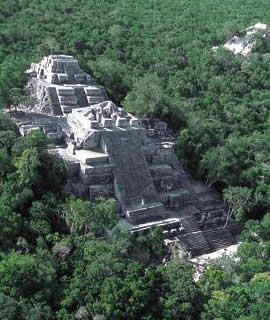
[{"x1": 12, "y1": 55, "x2": 240, "y2": 256}]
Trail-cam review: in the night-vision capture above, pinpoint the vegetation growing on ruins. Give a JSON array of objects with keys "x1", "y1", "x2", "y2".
[{"x1": 2, "y1": 0, "x2": 270, "y2": 319}]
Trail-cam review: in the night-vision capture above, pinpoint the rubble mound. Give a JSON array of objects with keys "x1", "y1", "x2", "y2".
[{"x1": 10, "y1": 55, "x2": 241, "y2": 257}]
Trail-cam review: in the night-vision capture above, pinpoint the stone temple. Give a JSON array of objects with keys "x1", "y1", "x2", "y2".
[{"x1": 12, "y1": 55, "x2": 240, "y2": 256}]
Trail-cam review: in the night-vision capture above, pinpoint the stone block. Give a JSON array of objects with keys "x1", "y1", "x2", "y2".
[
  {"x1": 84, "y1": 86, "x2": 101, "y2": 96},
  {"x1": 137, "y1": 127, "x2": 147, "y2": 145},
  {"x1": 160, "y1": 193, "x2": 169, "y2": 205},
  {"x1": 169, "y1": 190, "x2": 191, "y2": 209},
  {"x1": 59, "y1": 96, "x2": 78, "y2": 105},
  {"x1": 147, "y1": 128, "x2": 155, "y2": 137},
  {"x1": 150, "y1": 164, "x2": 173, "y2": 177},
  {"x1": 47, "y1": 131, "x2": 65, "y2": 144},
  {"x1": 152, "y1": 120, "x2": 168, "y2": 131},
  {"x1": 65, "y1": 160, "x2": 80, "y2": 178},
  {"x1": 90, "y1": 121, "x2": 99, "y2": 129},
  {"x1": 160, "y1": 175, "x2": 175, "y2": 191},
  {"x1": 81, "y1": 172, "x2": 113, "y2": 185},
  {"x1": 61, "y1": 105, "x2": 72, "y2": 113},
  {"x1": 84, "y1": 155, "x2": 109, "y2": 166},
  {"x1": 83, "y1": 130, "x2": 102, "y2": 149},
  {"x1": 57, "y1": 87, "x2": 75, "y2": 96},
  {"x1": 130, "y1": 119, "x2": 141, "y2": 127},
  {"x1": 58, "y1": 74, "x2": 68, "y2": 83},
  {"x1": 116, "y1": 118, "x2": 129, "y2": 128},
  {"x1": 87, "y1": 96, "x2": 104, "y2": 105},
  {"x1": 81, "y1": 164, "x2": 113, "y2": 176},
  {"x1": 89, "y1": 184, "x2": 114, "y2": 200},
  {"x1": 74, "y1": 74, "x2": 86, "y2": 83},
  {"x1": 101, "y1": 117, "x2": 114, "y2": 128},
  {"x1": 152, "y1": 154, "x2": 167, "y2": 165}
]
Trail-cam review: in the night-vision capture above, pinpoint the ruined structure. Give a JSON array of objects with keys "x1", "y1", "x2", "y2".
[
  {"x1": 25, "y1": 55, "x2": 106, "y2": 114},
  {"x1": 12, "y1": 55, "x2": 240, "y2": 256},
  {"x1": 212, "y1": 23, "x2": 270, "y2": 56}
]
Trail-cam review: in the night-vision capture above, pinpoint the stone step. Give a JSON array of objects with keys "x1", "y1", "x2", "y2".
[
  {"x1": 62, "y1": 104, "x2": 83, "y2": 113},
  {"x1": 74, "y1": 74, "x2": 87, "y2": 83},
  {"x1": 84, "y1": 155, "x2": 109, "y2": 166},
  {"x1": 87, "y1": 96, "x2": 105, "y2": 105},
  {"x1": 84, "y1": 86, "x2": 102, "y2": 96},
  {"x1": 180, "y1": 216, "x2": 200, "y2": 234},
  {"x1": 61, "y1": 105, "x2": 73, "y2": 113},
  {"x1": 57, "y1": 87, "x2": 75, "y2": 96},
  {"x1": 159, "y1": 192, "x2": 170, "y2": 205},
  {"x1": 51, "y1": 67, "x2": 65, "y2": 73},
  {"x1": 149, "y1": 164, "x2": 173, "y2": 177},
  {"x1": 89, "y1": 184, "x2": 114, "y2": 200},
  {"x1": 81, "y1": 163, "x2": 113, "y2": 176},
  {"x1": 178, "y1": 232, "x2": 211, "y2": 256},
  {"x1": 162, "y1": 217, "x2": 200, "y2": 240},
  {"x1": 203, "y1": 228, "x2": 235, "y2": 251},
  {"x1": 130, "y1": 218, "x2": 184, "y2": 239},
  {"x1": 58, "y1": 74, "x2": 69, "y2": 83},
  {"x1": 80, "y1": 171, "x2": 113, "y2": 185},
  {"x1": 126, "y1": 202, "x2": 166, "y2": 224},
  {"x1": 168, "y1": 189, "x2": 193, "y2": 209},
  {"x1": 59, "y1": 96, "x2": 78, "y2": 105}
]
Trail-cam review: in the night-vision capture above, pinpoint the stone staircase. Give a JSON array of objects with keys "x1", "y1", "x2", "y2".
[
  {"x1": 203, "y1": 228, "x2": 235, "y2": 251},
  {"x1": 126, "y1": 202, "x2": 166, "y2": 224},
  {"x1": 74, "y1": 87, "x2": 89, "y2": 107},
  {"x1": 57, "y1": 87, "x2": 79, "y2": 113},
  {"x1": 101, "y1": 130, "x2": 165, "y2": 222},
  {"x1": 180, "y1": 216, "x2": 200, "y2": 234},
  {"x1": 178, "y1": 232, "x2": 211, "y2": 256},
  {"x1": 79, "y1": 153, "x2": 114, "y2": 187},
  {"x1": 162, "y1": 216, "x2": 236, "y2": 256},
  {"x1": 63, "y1": 61, "x2": 81, "y2": 81},
  {"x1": 84, "y1": 86, "x2": 106, "y2": 105},
  {"x1": 47, "y1": 87, "x2": 63, "y2": 115}
]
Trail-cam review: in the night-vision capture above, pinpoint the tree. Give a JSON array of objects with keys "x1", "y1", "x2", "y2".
[
  {"x1": 62, "y1": 197, "x2": 117, "y2": 236},
  {"x1": 38, "y1": 37, "x2": 60, "y2": 56},
  {"x1": 14, "y1": 147, "x2": 41, "y2": 186},
  {"x1": 199, "y1": 265, "x2": 235, "y2": 299},
  {"x1": 223, "y1": 186, "x2": 254, "y2": 223},
  {"x1": 9, "y1": 88, "x2": 26, "y2": 112},
  {"x1": 159, "y1": 259, "x2": 203, "y2": 320},
  {"x1": 0, "y1": 202, "x2": 21, "y2": 250},
  {"x1": 20, "y1": 301, "x2": 52, "y2": 320},
  {"x1": 0, "y1": 251, "x2": 56, "y2": 301},
  {"x1": 0, "y1": 148, "x2": 11, "y2": 177},
  {"x1": 201, "y1": 274, "x2": 270, "y2": 320},
  {"x1": 89, "y1": 58, "x2": 129, "y2": 103},
  {"x1": 12, "y1": 130, "x2": 49, "y2": 158},
  {"x1": 29, "y1": 200, "x2": 53, "y2": 237},
  {"x1": 124, "y1": 73, "x2": 172, "y2": 118},
  {"x1": 0, "y1": 293, "x2": 20, "y2": 320},
  {"x1": 39, "y1": 153, "x2": 67, "y2": 194},
  {"x1": 0, "y1": 130, "x2": 17, "y2": 150}
]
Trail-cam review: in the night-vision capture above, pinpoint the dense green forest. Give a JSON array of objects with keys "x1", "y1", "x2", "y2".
[{"x1": 2, "y1": 0, "x2": 270, "y2": 319}]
